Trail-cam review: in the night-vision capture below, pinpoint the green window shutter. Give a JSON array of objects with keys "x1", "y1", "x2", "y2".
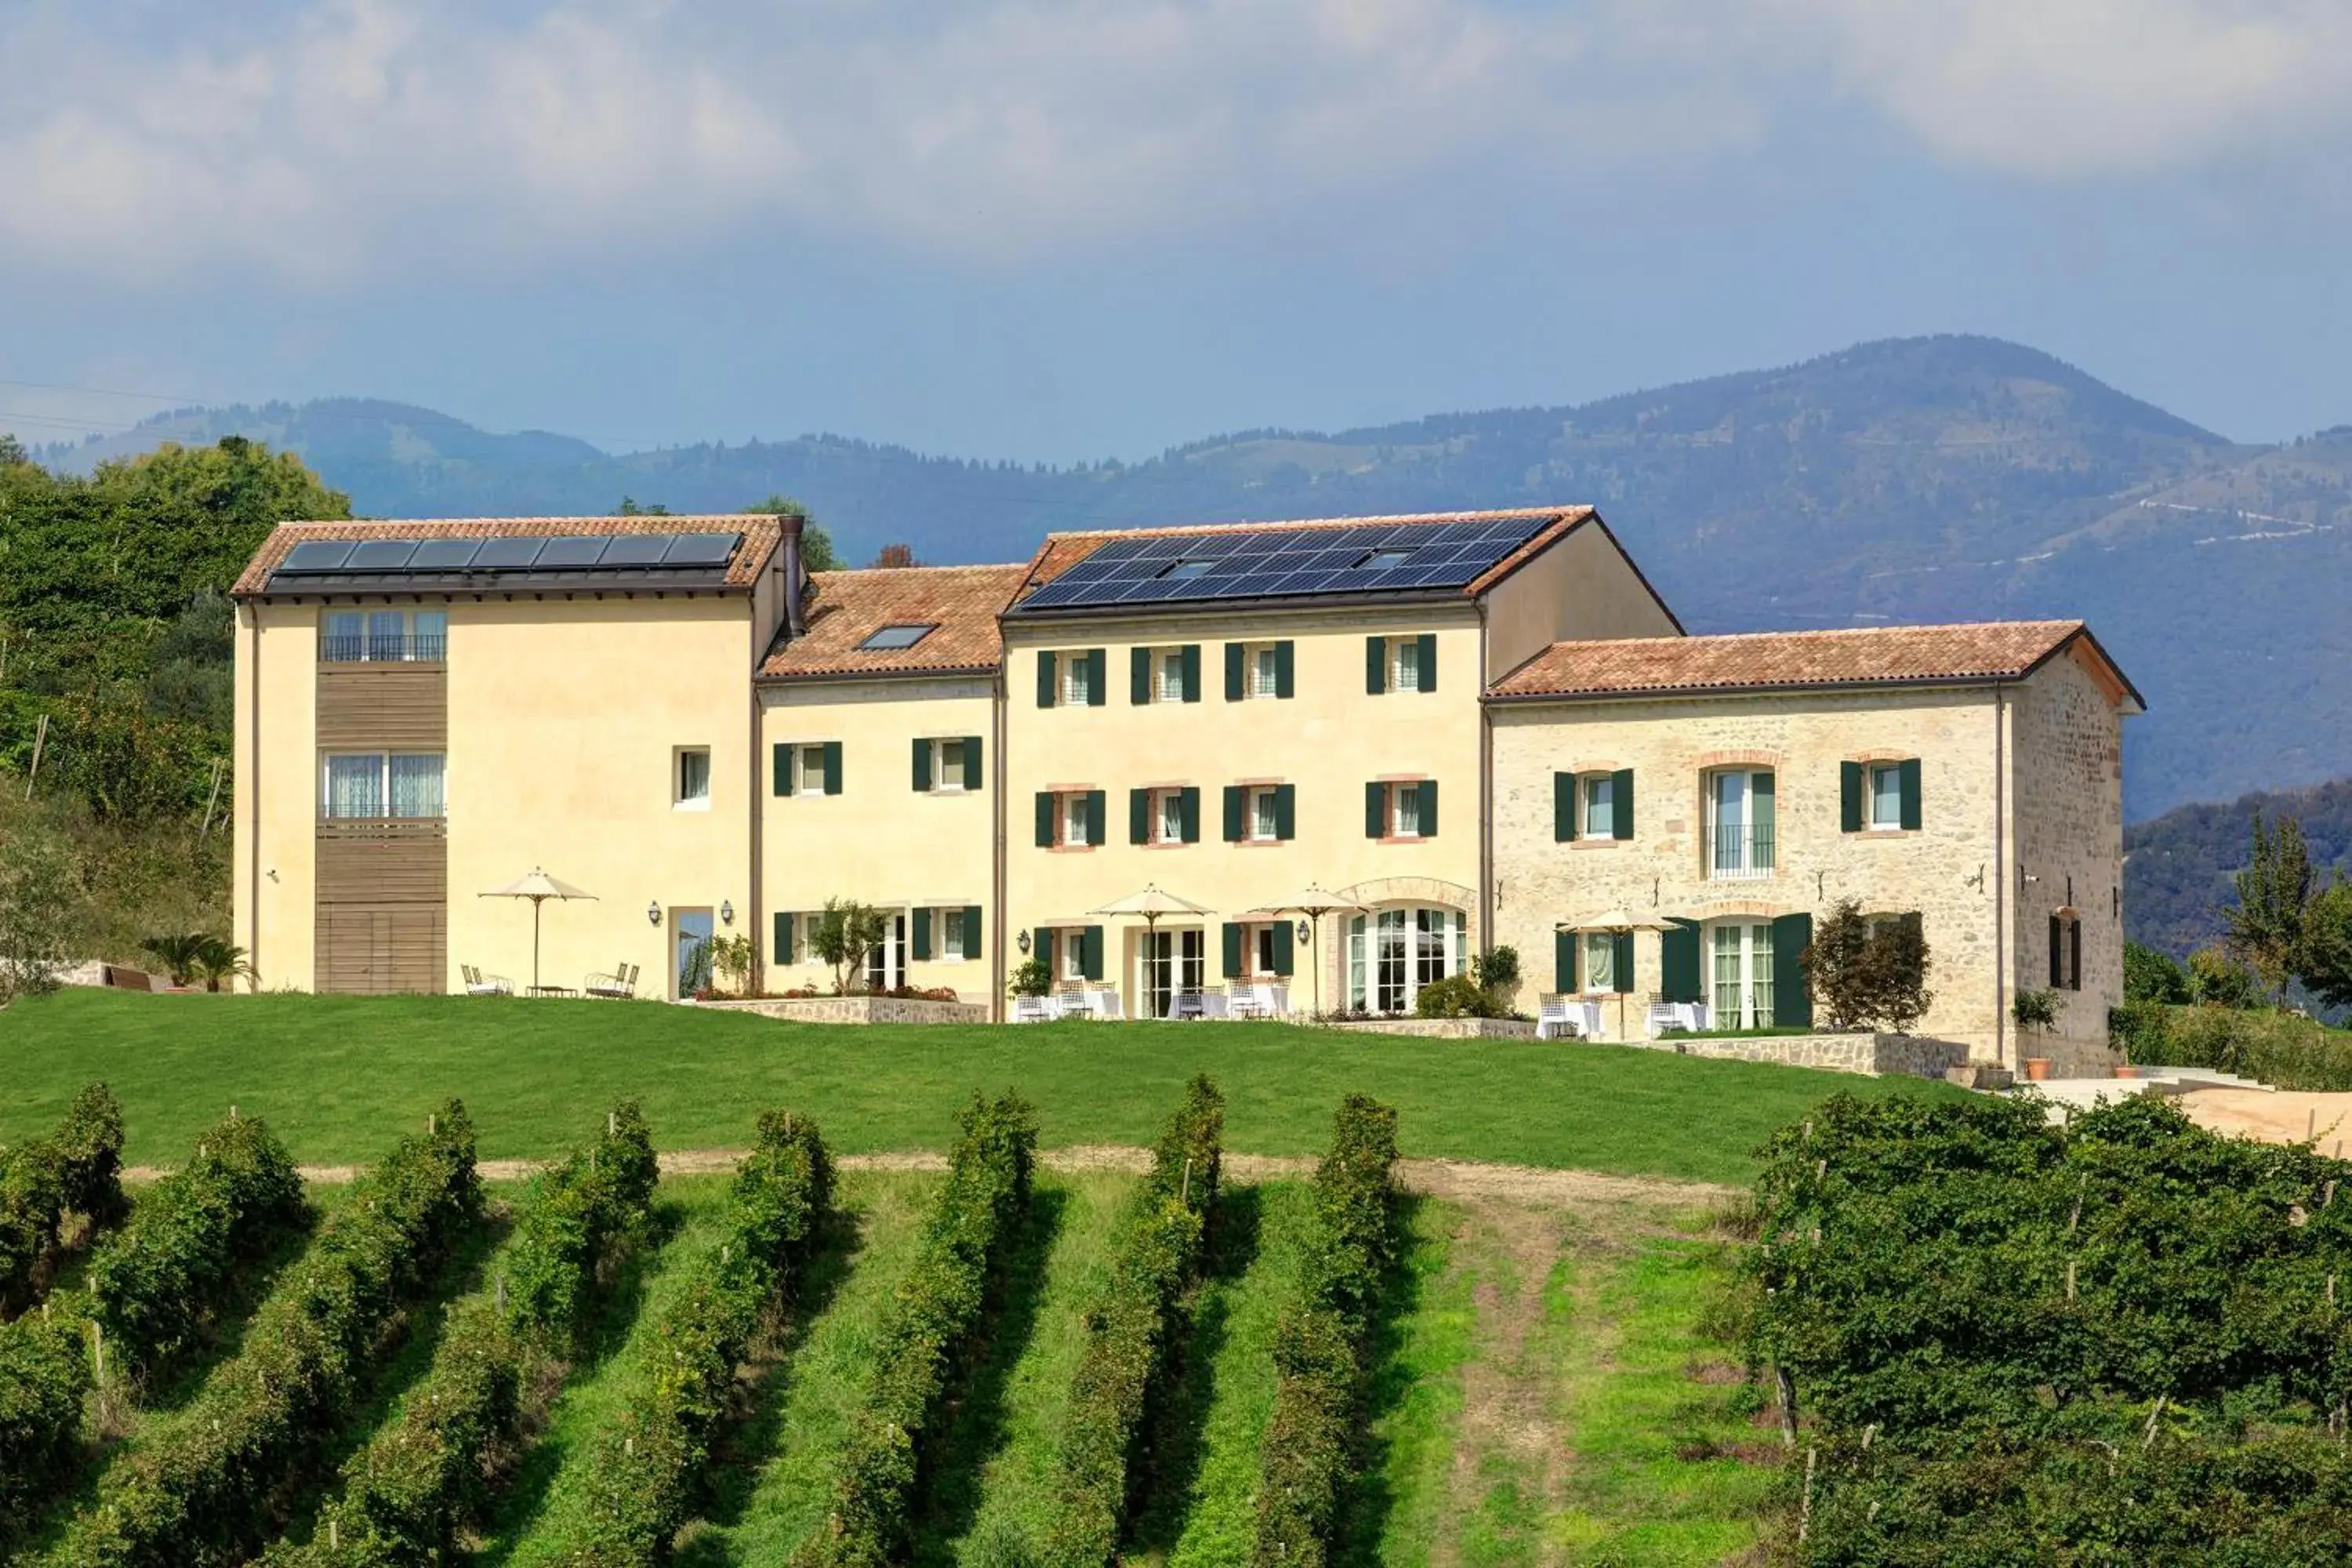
[
  {"x1": 1612, "y1": 931, "x2": 1635, "y2": 995},
  {"x1": 1221, "y1": 922, "x2": 1243, "y2": 979},
  {"x1": 912, "y1": 738, "x2": 931, "y2": 793},
  {"x1": 1612, "y1": 768, "x2": 1635, "y2": 840},
  {"x1": 1180, "y1": 786, "x2": 1201, "y2": 843},
  {"x1": 1129, "y1": 788, "x2": 1151, "y2": 845},
  {"x1": 1840, "y1": 760, "x2": 1863, "y2": 833},
  {"x1": 773, "y1": 910, "x2": 792, "y2": 962},
  {"x1": 822, "y1": 742, "x2": 843, "y2": 796},
  {"x1": 1181, "y1": 644, "x2": 1201, "y2": 702},
  {"x1": 911, "y1": 909, "x2": 932, "y2": 961},
  {"x1": 1772, "y1": 913, "x2": 1813, "y2": 1029},
  {"x1": 1086, "y1": 649, "x2": 1108, "y2": 706},
  {"x1": 1275, "y1": 784, "x2": 1296, "y2": 840},
  {"x1": 773, "y1": 742, "x2": 793, "y2": 796},
  {"x1": 2069, "y1": 916, "x2": 2082, "y2": 992},
  {"x1": 1365, "y1": 781, "x2": 1385, "y2": 839},
  {"x1": 1225, "y1": 642, "x2": 1245, "y2": 702},
  {"x1": 1275, "y1": 641, "x2": 1295, "y2": 699},
  {"x1": 1086, "y1": 789, "x2": 1107, "y2": 846},
  {"x1": 2049, "y1": 915, "x2": 2063, "y2": 988},
  {"x1": 1416, "y1": 633, "x2": 1437, "y2": 693},
  {"x1": 1555, "y1": 772, "x2": 1577, "y2": 841},
  {"x1": 962, "y1": 736, "x2": 983, "y2": 790},
  {"x1": 1659, "y1": 919, "x2": 1703, "y2": 1004},
  {"x1": 1272, "y1": 920, "x2": 1294, "y2": 976},
  {"x1": 1037, "y1": 650, "x2": 1058, "y2": 708},
  {"x1": 1035, "y1": 792, "x2": 1055, "y2": 848},
  {"x1": 1081, "y1": 925, "x2": 1105, "y2": 982},
  {"x1": 1899, "y1": 758, "x2": 1922, "y2": 831},
  {"x1": 1131, "y1": 647, "x2": 1152, "y2": 706},
  {"x1": 1555, "y1": 928, "x2": 1575, "y2": 993},
  {"x1": 964, "y1": 906, "x2": 982, "y2": 958},
  {"x1": 1222, "y1": 785, "x2": 1244, "y2": 843},
  {"x1": 1366, "y1": 636, "x2": 1386, "y2": 695},
  {"x1": 1421, "y1": 778, "x2": 1439, "y2": 837}
]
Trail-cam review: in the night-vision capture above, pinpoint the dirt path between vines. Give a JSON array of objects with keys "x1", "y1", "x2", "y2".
[{"x1": 126, "y1": 1145, "x2": 1743, "y2": 1204}]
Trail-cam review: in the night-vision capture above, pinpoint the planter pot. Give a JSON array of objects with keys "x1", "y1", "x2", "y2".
[
  {"x1": 2024, "y1": 1057, "x2": 2053, "y2": 1082},
  {"x1": 2113, "y1": 1064, "x2": 2139, "y2": 1079}
]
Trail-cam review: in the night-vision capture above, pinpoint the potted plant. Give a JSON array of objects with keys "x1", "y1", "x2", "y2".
[
  {"x1": 1007, "y1": 956, "x2": 1051, "y2": 999},
  {"x1": 2013, "y1": 987, "x2": 2060, "y2": 1080},
  {"x1": 140, "y1": 932, "x2": 211, "y2": 992}
]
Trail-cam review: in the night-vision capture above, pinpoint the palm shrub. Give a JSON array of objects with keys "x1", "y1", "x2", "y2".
[
  {"x1": 266, "y1": 1104, "x2": 662, "y2": 1568},
  {"x1": 44, "y1": 1102, "x2": 479, "y2": 1568},
  {"x1": 1044, "y1": 1076, "x2": 1225, "y2": 1568},
  {"x1": 796, "y1": 1093, "x2": 1036, "y2": 1568},
  {"x1": 547, "y1": 1109, "x2": 834, "y2": 1566},
  {"x1": 0, "y1": 1083, "x2": 127, "y2": 1312},
  {"x1": 136, "y1": 933, "x2": 209, "y2": 988},
  {"x1": 1249, "y1": 1094, "x2": 1399, "y2": 1568}
]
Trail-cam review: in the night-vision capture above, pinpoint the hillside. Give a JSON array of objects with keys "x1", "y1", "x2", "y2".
[
  {"x1": 2124, "y1": 777, "x2": 2352, "y2": 959},
  {"x1": 41, "y1": 336, "x2": 2352, "y2": 816}
]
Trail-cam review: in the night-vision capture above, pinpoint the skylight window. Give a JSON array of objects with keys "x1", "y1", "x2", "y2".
[
  {"x1": 1358, "y1": 549, "x2": 1414, "y2": 571},
  {"x1": 1160, "y1": 559, "x2": 1216, "y2": 579},
  {"x1": 858, "y1": 623, "x2": 937, "y2": 651}
]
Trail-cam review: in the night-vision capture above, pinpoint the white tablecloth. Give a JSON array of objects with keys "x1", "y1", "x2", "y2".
[{"x1": 1057, "y1": 987, "x2": 1123, "y2": 1019}]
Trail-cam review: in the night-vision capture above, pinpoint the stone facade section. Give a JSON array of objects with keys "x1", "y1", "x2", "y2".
[
  {"x1": 2008, "y1": 649, "x2": 2126, "y2": 1069},
  {"x1": 1645, "y1": 1030, "x2": 1969, "y2": 1079}
]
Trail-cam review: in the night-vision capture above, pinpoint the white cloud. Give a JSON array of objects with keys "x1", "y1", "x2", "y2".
[{"x1": 0, "y1": 0, "x2": 2347, "y2": 282}]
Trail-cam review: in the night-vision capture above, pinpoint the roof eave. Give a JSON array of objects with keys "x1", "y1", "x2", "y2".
[
  {"x1": 755, "y1": 662, "x2": 1003, "y2": 686},
  {"x1": 1003, "y1": 587, "x2": 1480, "y2": 624},
  {"x1": 1483, "y1": 671, "x2": 2037, "y2": 706}
]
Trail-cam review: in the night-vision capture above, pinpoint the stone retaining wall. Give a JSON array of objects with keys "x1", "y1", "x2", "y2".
[
  {"x1": 1324, "y1": 1017, "x2": 1540, "y2": 1041},
  {"x1": 692, "y1": 996, "x2": 990, "y2": 1025},
  {"x1": 1646, "y1": 1029, "x2": 1969, "y2": 1080}
]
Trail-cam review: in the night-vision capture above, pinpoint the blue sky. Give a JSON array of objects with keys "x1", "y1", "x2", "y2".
[{"x1": 4, "y1": 0, "x2": 2350, "y2": 462}]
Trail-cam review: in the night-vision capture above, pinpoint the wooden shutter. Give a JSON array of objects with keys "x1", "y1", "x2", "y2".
[
  {"x1": 1131, "y1": 647, "x2": 1152, "y2": 706},
  {"x1": 1659, "y1": 919, "x2": 1703, "y2": 1004},
  {"x1": 1181, "y1": 644, "x2": 1201, "y2": 702},
  {"x1": 1221, "y1": 922, "x2": 1243, "y2": 979},
  {"x1": 1085, "y1": 649, "x2": 1107, "y2": 706},
  {"x1": 912, "y1": 738, "x2": 932, "y2": 793},
  {"x1": 2049, "y1": 915, "x2": 2063, "y2": 987},
  {"x1": 1416, "y1": 633, "x2": 1437, "y2": 693},
  {"x1": 1900, "y1": 758, "x2": 1922, "y2": 831},
  {"x1": 1080, "y1": 924, "x2": 1105, "y2": 981},
  {"x1": 1366, "y1": 636, "x2": 1386, "y2": 694},
  {"x1": 1772, "y1": 913, "x2": 1813, "y2": 1028},
  {"x1": 1037, "y1": 650, "x2": 1057, "y2": 707},
  {"x1": 1555, "y1": 772, "x2": 1577, "y2": 841},
  {"x1": 1275, "y1": 641, "x2": 1295, "y2": 699},
  {"x1": 1555, "y1": 928, "x2": 1576, "y2": 993},
  {"x1": 1275, "y1": 784, "x2": 1296, "y2": 840},
  {"x1": 1365, "y1": 782, "x2": 1385, "y2": 838},
  {"x1": 1130, "y1": 788, "x2": 1151, "y2": 844},
  {"x1": 1421, "y1": 779, "x2": 1439, "y2": 837},
  {"x1": 962, "y1": 737, "x2": 983, "y2": 790},
  {"x1": 1225, "y1": 642, "x2": 1245, "y2": 701},
  {"x1": 1612, "y1": 768, "x2": 1635, "y2": 840},
  {"x1": 822, "y1": 742, "x2": 843, "y2": 796},
  {"x1": 1086, "y1": 790, "x2": 1107, "y2": 845},
  {"x1": 1840, "y1": 760, "x2": 1863, "y2": 833},
  {"x1": 1180, "y1": 787, "x2": 1201, "y2": 843},
  {"x1": 1612, "y1": 931, "x2": 1635, "y2": 995},
  {"x1": 2068, "y1": 917, "x2": 2082, "y2": 992},
  {"x1": 773, "y1": 742, "x2": 793, "y2": 796},
  {"x1": 912, "y1": 909, "x2": 932, "y2": 961},
  {"x1": 1222, "y1": 785, "x2": 1244, "y2": 843},
  {"x1": 1035, "y1": 792, "x2": 1055, "y2": 848},
  {"x1": 1272, "y1": 920, "x2": 1294, "y2": 976},
  {"x1": 963, "y1": 906, "x2": 982, "y2": 958}
]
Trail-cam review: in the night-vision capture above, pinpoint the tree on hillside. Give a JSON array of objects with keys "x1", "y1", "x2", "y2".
[
  {"x1": 2298, "y1": 882, "x2": 2352, "y2": 1014},
  {"x1": 745, "y1": 494, "x2": 839, "y2": 571},
  {"x1": 613, "y1": 496, "x2": 671, "y2": 516},
  {"x1": 2224, "y1": 810, "x2": 2313, "y2": 999},
  {"x1": 0, "y1": 823, "x2": 76, "y2": 1007},
  {"x1": 2123, "y1": 941, "x2": 2192, "y2": 1004}
]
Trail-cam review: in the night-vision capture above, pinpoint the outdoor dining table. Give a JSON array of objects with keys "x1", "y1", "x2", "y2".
[
  {"x1": 1057, "y1": 987, "x2": 1123, "y2": 1019},
  {"x1": 525, "y1": 984, "x2": 580, "y2": 998}
]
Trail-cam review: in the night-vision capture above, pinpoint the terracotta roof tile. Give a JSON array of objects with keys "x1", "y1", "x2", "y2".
[
  {"x1": 759, "y1": 564, "x2": 1029, "y2": 680},
  {"x1": 1488, "y1": 621, "x2": 2140, "y2": 704},
  {"x1": 231, "y1": 515, "x2": 782, "y2": 595},
  {"x1": 1019, "y1": 505, "x2": 1594, "y2": 594}
]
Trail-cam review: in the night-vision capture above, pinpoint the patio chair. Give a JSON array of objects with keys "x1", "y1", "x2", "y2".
[
  {"x1": 1537, "y1": 993, "x2": 1581, "y2": 1040},
  {"x1": 1171, "y1": 988, "x2": 1207, "y2": 1021},
  {"x1": 1228, "y1": 982, "x2": 1265, "y2": 1020},
  {"x1": 586, "y1": 962, "x2": 639, "y2": 1000},
  {"x1": 462, "y1": 964, "x2": 514, "y2": 997},
  {"x1": 1261, "y1": 982, "x2": 1290, "y2": 1018},
  {"x1": 1057, "y1": 982, "x2": 1097, "y2": 1020},
  {"x1": 1012, "y1": 993, "x2": 1057, "y2": 1024}
]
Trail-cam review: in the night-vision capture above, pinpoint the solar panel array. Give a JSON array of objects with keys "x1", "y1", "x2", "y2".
[
  {"x1": 1009, "y1": 514, "x2": 1559, "y2": 615},
  {"x1": 271, "y1": 532, "x2": 742, "y2": 583}
]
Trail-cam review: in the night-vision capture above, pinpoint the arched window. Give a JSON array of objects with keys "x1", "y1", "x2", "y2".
[{"x1": 1345, "y1": 906, "x2": 1466, "y2": 1014}]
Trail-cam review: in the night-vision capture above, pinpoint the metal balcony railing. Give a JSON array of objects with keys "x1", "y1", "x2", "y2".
[
  {"x1": 319, "y1": 633, "x2": 447, "y2": 663},
  {"x1": 1710, "y1": 823, "x2": 1777, "y2": 879}
]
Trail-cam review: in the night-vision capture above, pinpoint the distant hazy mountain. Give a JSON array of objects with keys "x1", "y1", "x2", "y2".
[
  {"x1": 44, "y1": 336, "x2": 2352, "y2": 818},
  {"x1": 2125, "y1": 779, "x2": 2352, "y2": 959}
]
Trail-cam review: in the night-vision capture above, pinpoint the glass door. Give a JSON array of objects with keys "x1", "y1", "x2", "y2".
[
  {"x1": 1375, "y1": 910, "x2": 1410, "y2": 1013},
  {"x1": 1709, "y1": 922, "x2": 1776, "y2": 1029},
  {"x1": 1141, "y1": 928, "x2": 1207, "y2": 1018},
  {"x1": 675, "y1": 909, "x2": 713, "y2": 999},
  {"x1": 866, "y1": 913, "x2": 906, "y2": 993}
]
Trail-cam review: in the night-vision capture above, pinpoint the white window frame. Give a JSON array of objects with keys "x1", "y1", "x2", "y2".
[
  {"x1": 934, "y1": 738, "x2": 967, "y2": 794},
  {"x1": 1155, "y1": 788, "x2": 1185, "y2": 845},
  {"x1": 794, "y1": 744, "x2": 829, "y2": 794},
  {"x1": 1390, "y1": 638, "x2": 1422, "y2": 693},
  {"x1": 1063, "y1": 659, "x2": 1094, "y2": 707},
  {"x1": 1581, "y1": 774, "x2": 1615, "y2": 838},
  {"x1": 1062, "y1": 792, "x2": 1093, "y2": 848},
  {"x1": 323, "y1": 607, "x2": 448, "y2": 663},
  {"x1": 1250, "y1": 786, "x2": 1280, "y2": 842},
  {"x1": 1345, "y1": 905, "x2": 1465, "y2": 1013},
  {"x1": 321, "y1": 751, "x2": 446, "y2": 820},
  {"x1": 1058, "y1": 928, "x2": 1088, "y2": 982},
  {"x1": 1709, "y1": 920, "x2": 1777, "y2": 1029},
  {"x1": 1250, "y1": 644, "x2": 1279, "y2": 698},
  {"x1": 1867, "y1": 762, "x2": 1904, "y2": 831},
  {"x1": 1581, "y1": 931, "x2": 1617, "y2": 994},
  {"x1": 1156, "y1": 648, "x2": 1186, "y2": 704},
  {"x1": 1705, "y1": 769, "x2": 1775, "y2": 880},
  {"x1": 675, "y1": 747, "x2": 712, "y2": 810},
  {"x1": 1251, "y1": 922, "x2": 1279, "y2": 976},
  {"x1": 942, "y1": 909, "x2": 967, "y2": 961},
  {"x1": 1390, "y1": 781, "x2": 1424, "y2": 839}
]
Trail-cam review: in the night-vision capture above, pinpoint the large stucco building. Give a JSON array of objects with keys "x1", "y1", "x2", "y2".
[{"x1": 230, "y1": 503, "x2": 2139, "y2": 1070}]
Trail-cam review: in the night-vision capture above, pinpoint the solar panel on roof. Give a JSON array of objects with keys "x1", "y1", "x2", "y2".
[
  {"x1": 534, "y1": 536, "x2": 606, "y2": 569},
  {"x1": 347, "y1": 539, "x2": 422, "y2": 571},
  {"x1": 406, "y1": 539, "x2": 483, "y2": 571},
  {"x1": 662, "y1": 532, "x2": 740, "y2": 567},
  {"x1": 472, "y1": 538, "x2": 545, "y2": 570},
  {"x1": 597, "y1": 535, "x2": 673, "y2": 568},
  {"x1": 278, "y1": 540, "x2": 357, "y2": 573}
]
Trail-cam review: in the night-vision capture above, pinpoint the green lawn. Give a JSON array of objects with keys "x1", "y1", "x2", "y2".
[{"x1": 0, "y1": 991, "x2": 1962, "y2": 1183}]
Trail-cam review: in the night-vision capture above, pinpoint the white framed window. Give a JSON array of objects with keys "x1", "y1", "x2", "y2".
[
  {"x1": 1711, "y1": 922, "x2": 1777, "y2": 1029},
  {"x1": 1581, "y1": 931, "x2": 1618, "y2": 993},
  {"x1": 1868, "y1": 763, "x2": 1904, "y2": 830},
  {"x1": 1707, "y1": 770, "x2": 1776, "y2": 879},
  {"x1": 1347, "y1": 906, "x2": 1465, "y2": 1013},
  {"x1": 322, "y1": 608, "x2": 447, "y2": 663},
  {"x1": 935, "y1": 739, "x2": 967, "y2": 793},
  {"x1": 1582, "y1": 775, "x2": 1615, "y2": 838},
  {"x1": 1156, "y1": 649, "x2": 1186, "y2": 703},
  {"x1": 1250, "y1": 786, "x2": 1280, "y2": 842},
  {"x1": 1063, "y1": 792, "x2": 1094, "y2": 847},
  {"x1": 1063, "y1": 659, "x2": 1094, "y2": 706},
  {"x1": 1391, "y1": 637, "x2": 1423, "y2": 692},
  {"x1": 796, "y1": 744, "x2": 829, "y2": 794},
  {"x1": 1156, "y1": 789, "x2": 1185, "y2": 845},
  {"x1": 1392, "y1": 782, "x2": 1424, "y2": 838},
  {"x1": 321, "y1": 752, "x2": 445, "y2": 819},
  {"x1": 675, "y1": 748, "x2": 711, "y2": 809},
  {"x1": 1252, "y1": 923, "x2": 1279, "y2": 975},
  {"x1": 942, "y1": 909, "x2": 967, "y2": 961},
  {"x1": 1059, "y1": 928, "x2": 1089, "y2": 981},
  {"x1": 1250, "y1": 644, "x2": 1279, "y2": 698}
]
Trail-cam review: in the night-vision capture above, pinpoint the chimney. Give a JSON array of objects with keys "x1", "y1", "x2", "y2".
[{"x1": 777, "y1": 510, "x2": 808, "y2": 638}]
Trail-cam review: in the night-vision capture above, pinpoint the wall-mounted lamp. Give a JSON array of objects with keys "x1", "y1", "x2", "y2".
[
  {"x1": 1294, "y1": 920, "x2": 1311, "y2": 946},
  {"x1": 1017, "y1": 929, "x2": 1033, "y2": 956},
  {"x1": 720, "y1": 900, "x2": 735, "y2": 927},
  {"x1": 647, "y1": 900, "x2": 662, "y2": 927}
]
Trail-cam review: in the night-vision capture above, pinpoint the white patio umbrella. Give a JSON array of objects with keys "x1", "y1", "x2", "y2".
[
  {"x1": 1264, "y1": 884, "x2": 1365, "y2": 1018},
  {"x1": 1558, "y1": 908, "x2": 1666, "y2": 1040},
  {"x1": 1090, "y1": 885, "x2": 1214, "y2": 1015},
  {"x1": 479, "y1": 868, "x2": 597, "y2": 992}
]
